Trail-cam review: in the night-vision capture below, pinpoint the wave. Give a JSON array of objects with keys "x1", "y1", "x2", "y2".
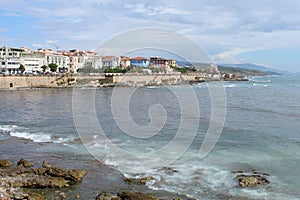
[{"x1": 0, "y1": 124, "x2": 76, "y2": 144}]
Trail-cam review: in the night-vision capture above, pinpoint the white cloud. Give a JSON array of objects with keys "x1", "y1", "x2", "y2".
[{"x1": 0, "y1": 0, "x2": 300, "y2": 67}]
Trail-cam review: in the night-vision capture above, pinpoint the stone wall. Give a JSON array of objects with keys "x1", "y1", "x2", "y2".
[
  {"x1": 0, "y1": 74, "x2": 199, "y2": 89},
  {"x1": 0, "y1": 76, "x2": 58, "y2": 89},
  {"x1": 112, "y1": 74, "x2": 197, "y2": 86}
]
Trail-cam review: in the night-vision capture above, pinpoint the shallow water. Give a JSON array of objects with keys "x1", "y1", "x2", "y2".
[{"x1": 0, "y1": 76, "x2": 299, "y2": 200}]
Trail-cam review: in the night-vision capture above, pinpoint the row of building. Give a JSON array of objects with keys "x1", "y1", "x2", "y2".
[{"x1": 0, "y1": 46, "x2": 180, "y2": 75}]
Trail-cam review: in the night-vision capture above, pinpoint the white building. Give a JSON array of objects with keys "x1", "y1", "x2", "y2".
[
  {"x1": 0, "y1": 46, "x2": 25, "y2": 74},
  {"x1": 0, "y1": 59, "x2": 21, "y2": 74},
  {"x1": 19, "y1": 52, "x2": 47, "y2": 74},
  {"x1": 37, "y1": 49, "x2": 69, "y2": 73},
  {"x1": 102, "y1": 56, "x2": 120, "y2": 68}
]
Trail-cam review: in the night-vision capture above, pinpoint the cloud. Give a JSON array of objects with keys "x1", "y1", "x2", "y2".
[{"x1": 0, "y1": 0, "x2": 299, "y2": 69}]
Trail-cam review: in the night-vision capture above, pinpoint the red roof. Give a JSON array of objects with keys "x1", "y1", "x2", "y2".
[{"x1": 130, "y1": 56, "x2": 148, "y2": 61}]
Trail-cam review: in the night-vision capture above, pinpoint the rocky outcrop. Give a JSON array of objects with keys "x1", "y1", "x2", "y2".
[
  {"x1": 95, "y1": 192, "x2": 158, "y2": 200},
  {"x1": 0, "y1": 160, "x2": 12, "y2": 167},
  {"x1": 0, "y1": 160, "x2": 86, "y2": 199},
  {"x1": 96, "y1": 192, "x2": 121, "y2": 200},
  {"x1": 17, "y1": 158, "x2": 34, "y2": 168},
  {"x1": 233, "y1": 170, "x2": 270, "y2": 188}
]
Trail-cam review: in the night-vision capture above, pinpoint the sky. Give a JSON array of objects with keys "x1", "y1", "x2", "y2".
[{"x1": 0, "y1": 0, "x2": 300, "y2": 72}]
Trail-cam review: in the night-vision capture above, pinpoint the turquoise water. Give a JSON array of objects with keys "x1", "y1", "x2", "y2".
[{"x1": 0, "y1": 75, "x2": 299, "y2": 199}]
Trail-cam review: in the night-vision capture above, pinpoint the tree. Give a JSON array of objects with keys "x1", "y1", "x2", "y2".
[
  {"x1": 41, "y1": 65, "x2": 48, "y2": 72},
  {"x1": 48, "y1": 63, "x2": 58, "y2": 72},
  {"x1": 19, "y1": 64, "x2": 25, "y2": 74}
]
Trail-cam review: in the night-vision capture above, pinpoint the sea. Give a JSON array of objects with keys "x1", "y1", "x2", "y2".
[{"x1": 0, "y1": 75, "x2": 299, "y2": 200}]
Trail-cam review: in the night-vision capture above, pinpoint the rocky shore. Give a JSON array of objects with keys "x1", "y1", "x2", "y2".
[
  {"x1": 0, "y1": 159, "x2": 86, "y2": 199},
  {"x1": 1, "y1": 157, "x2": 272, "y2": 200}
]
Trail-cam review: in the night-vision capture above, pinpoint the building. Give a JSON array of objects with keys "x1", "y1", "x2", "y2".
[
  {"x1": 119, "y1": 56, "x2": 131, "y2": 69},
  {"x1": 169, "y1": 59, "x2": 177, "y2": 68},
  {"x1": 102, "y1": 56, "x2": 119, "y2": 68},
  {"x1": 0, "y1": 59, "x2": 21, "y2": 74},
  {"x1": 150, "y1": 56, "x2": 169, "y2": 68},
  {"x1": 19, "y1": 52, "x2": 47, "y2": 74},
  {"x1": 129, "y1": 57, "x2": 149, "y2": 67},
  {"x1": 0, "y1": 46, "x2": 25, "y2": 59},
  {"x1": 38, "y1": 49, "x2": 69, "y2": 73}
]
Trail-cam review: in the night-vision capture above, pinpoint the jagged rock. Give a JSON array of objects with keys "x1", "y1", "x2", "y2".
[
  {"x1": 42, "y1": 161, "x2": 51, "y2": 168},
  {"x1": 233, "y1": 170, "x2": 270, "y2": 188},
  {"x1": 0, "y1": 160, "x2": 87, "y2": 199},
  {"x1": 124, "y1": 176, "x2": 154, "y2": 185},
  {"x1": 95, "y1": 192, "x2": 158, "y2": 200},
  {"x1": 95, "y1": 192, "x2": 121, "y2": 200},
  {"x1": 6, "y1": 175, "x2": 69, "y2": 188},
  {"x1": 60, "y1": 192, "x2": 67, "y2": 199},
  {"x1": 160, "y1": 167, "x2": 178, "y2": 174},
  {"x1": 0, "y1": 160, "x2": 12, "y2": 167},
  {"x1": 17, "y1": 158, "x2": 34, "y2": 168},
  {"x1": 118, "y1": 192, "x2": 158, "y2": 200},
  {"x1": 28, "y1": 192, "x2": 45, "y2": 200},
  {"x1": 46, "y1": 166, "x2": 86, "y2": 182}
]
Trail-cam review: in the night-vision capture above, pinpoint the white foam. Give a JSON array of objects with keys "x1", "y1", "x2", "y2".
[
  {"x1": 0, "y1": 124, "x2": 76, "y2": 144},
  {"x1": 9, "y1": 131, "x2": 52, "y2": 143},
  {"x1": 0, "y1": 125, "x2": 18, "y2": 132}
]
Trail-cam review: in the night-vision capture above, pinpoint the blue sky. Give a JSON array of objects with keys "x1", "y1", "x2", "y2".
[{"x1": 0, "y1": 0, "x2": 300, "y2": 72}]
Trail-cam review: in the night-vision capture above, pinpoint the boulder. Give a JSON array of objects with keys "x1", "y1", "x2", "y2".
[
  {"x1": 95, "y1": 192, "x2": 121, "y2": 200},
  {"x1": 95, "y1": 192, "x2": 158, "y2": 200},
  {"x1": 233, "y1": 170, "x2": 270, "y2": 188},
  {"x1": 118, "y1": 192, "x2": 158, "y2": 200},
  {"x1": 124, "y1": 176, "x2": 154, "y2": 185},
  {"x1": 17, "y1": 158, "x2": 34, "y2": 168},
  {"x1": 0, "y1": 160, "x2": 12, "y2": 167}
]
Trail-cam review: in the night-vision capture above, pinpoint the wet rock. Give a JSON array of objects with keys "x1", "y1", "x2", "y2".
[
  {"x1": 124, "y1": 176, "x2": 154, "y2": 185},
  {"x1": 160, "y1": 167, "x2": 179, "y2": 174},
  {"x1": 17, "y1": 158, "x2": 34, "y2": 168},
  {"x1": 95, "y1": 192, "x2": 121, "y2": 200},
  {"x1": 118, "y1": 191, "x2": 158, "y2": 200},
  {"x1": 59, "y1": 192, "x2": 67, "y2": 199},
  {"x1": 0, "y1": 160, "x2": 12, "y2": 167},
  {"x1": 28, "y1": 192, "x2": 45, "y2": 200},
  {"x1": 0, "y1": 160, "x2": 87, "y2": 199},
  {"x1": 231, "y1": 170, "x2": 244, "y2": 174},
  {"x1": 96, "y1": 192, "x2": 158, "y2": 200},
  {"x1": 6, "y1": 175, "x2": 69, "y2": 188},
  {"x1": 233, "y1": 170, "x2": 270, "y2": 188}
]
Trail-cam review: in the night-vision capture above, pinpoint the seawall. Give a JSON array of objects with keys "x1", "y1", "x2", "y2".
[
  {"x1": 0, "y1": 76, "x2": 59, "y2": 89},
  {"x1": 0, "y1": 74, "x2": 203, "y2": 89}
]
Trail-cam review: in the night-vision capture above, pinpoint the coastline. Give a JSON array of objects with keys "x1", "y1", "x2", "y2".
[
  {"x1": 0, "y1": 137, "x2": 197, "y2": 200},
  {"x1": 0, "y1": 73, "x2": 251, "y2": 89}
]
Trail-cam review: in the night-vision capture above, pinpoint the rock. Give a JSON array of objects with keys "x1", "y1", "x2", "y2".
[
  {"x1": 95, "y1": 192, "x2": 121, "y2": 200},
  {"x1": 60, "y1": 192, "x2": 67, "y2": 199},
  {"x1": 28, "y1": 192, "x2": 45, "y2": 200},
  {"x1": 235, "y1": 174, "x2": 269, "y2": 187},
  {"x1": 75, "y1": 194, "x2": 80, "y2": 199},
  {"x1": 231, "y1": 170, "x2": 244, "y2": 173},
  {"x1": 42, "y1": 161, "x2": 52, "y2": 168},
  {"x1": 124, "y1": 176, "x2": 154, "y2": 185},
  {"x1": 160, "y1": 167, "x2": 178, "y2": 174},
  {"x1": 69, "y1": 169, "x2": 87, "y2": 182},
  {"x1": 0, "y1": 160, "x2": 87, "y2": 199},
  {"x1": 118, "y1": 192, "x2": 158, "y2": 200},
  {"x1": 17, "y1": 158, "x2": 34, "y2": 168},
  {"x1": 0, "y1": 160, "x2": 12, "y2": 167}
]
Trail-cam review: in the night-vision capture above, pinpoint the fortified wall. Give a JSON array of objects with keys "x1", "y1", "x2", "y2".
[{"x1": 0, "y1": 74, "x2": 203, "y2": 89}]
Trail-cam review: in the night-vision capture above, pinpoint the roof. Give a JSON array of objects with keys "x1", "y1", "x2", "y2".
[
  {"x1": 130, "y1": 56, "x2": 148, "y2": 61},
  {"x1": 102, "y1": 56, "x2": 116, "y2": 61}
]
